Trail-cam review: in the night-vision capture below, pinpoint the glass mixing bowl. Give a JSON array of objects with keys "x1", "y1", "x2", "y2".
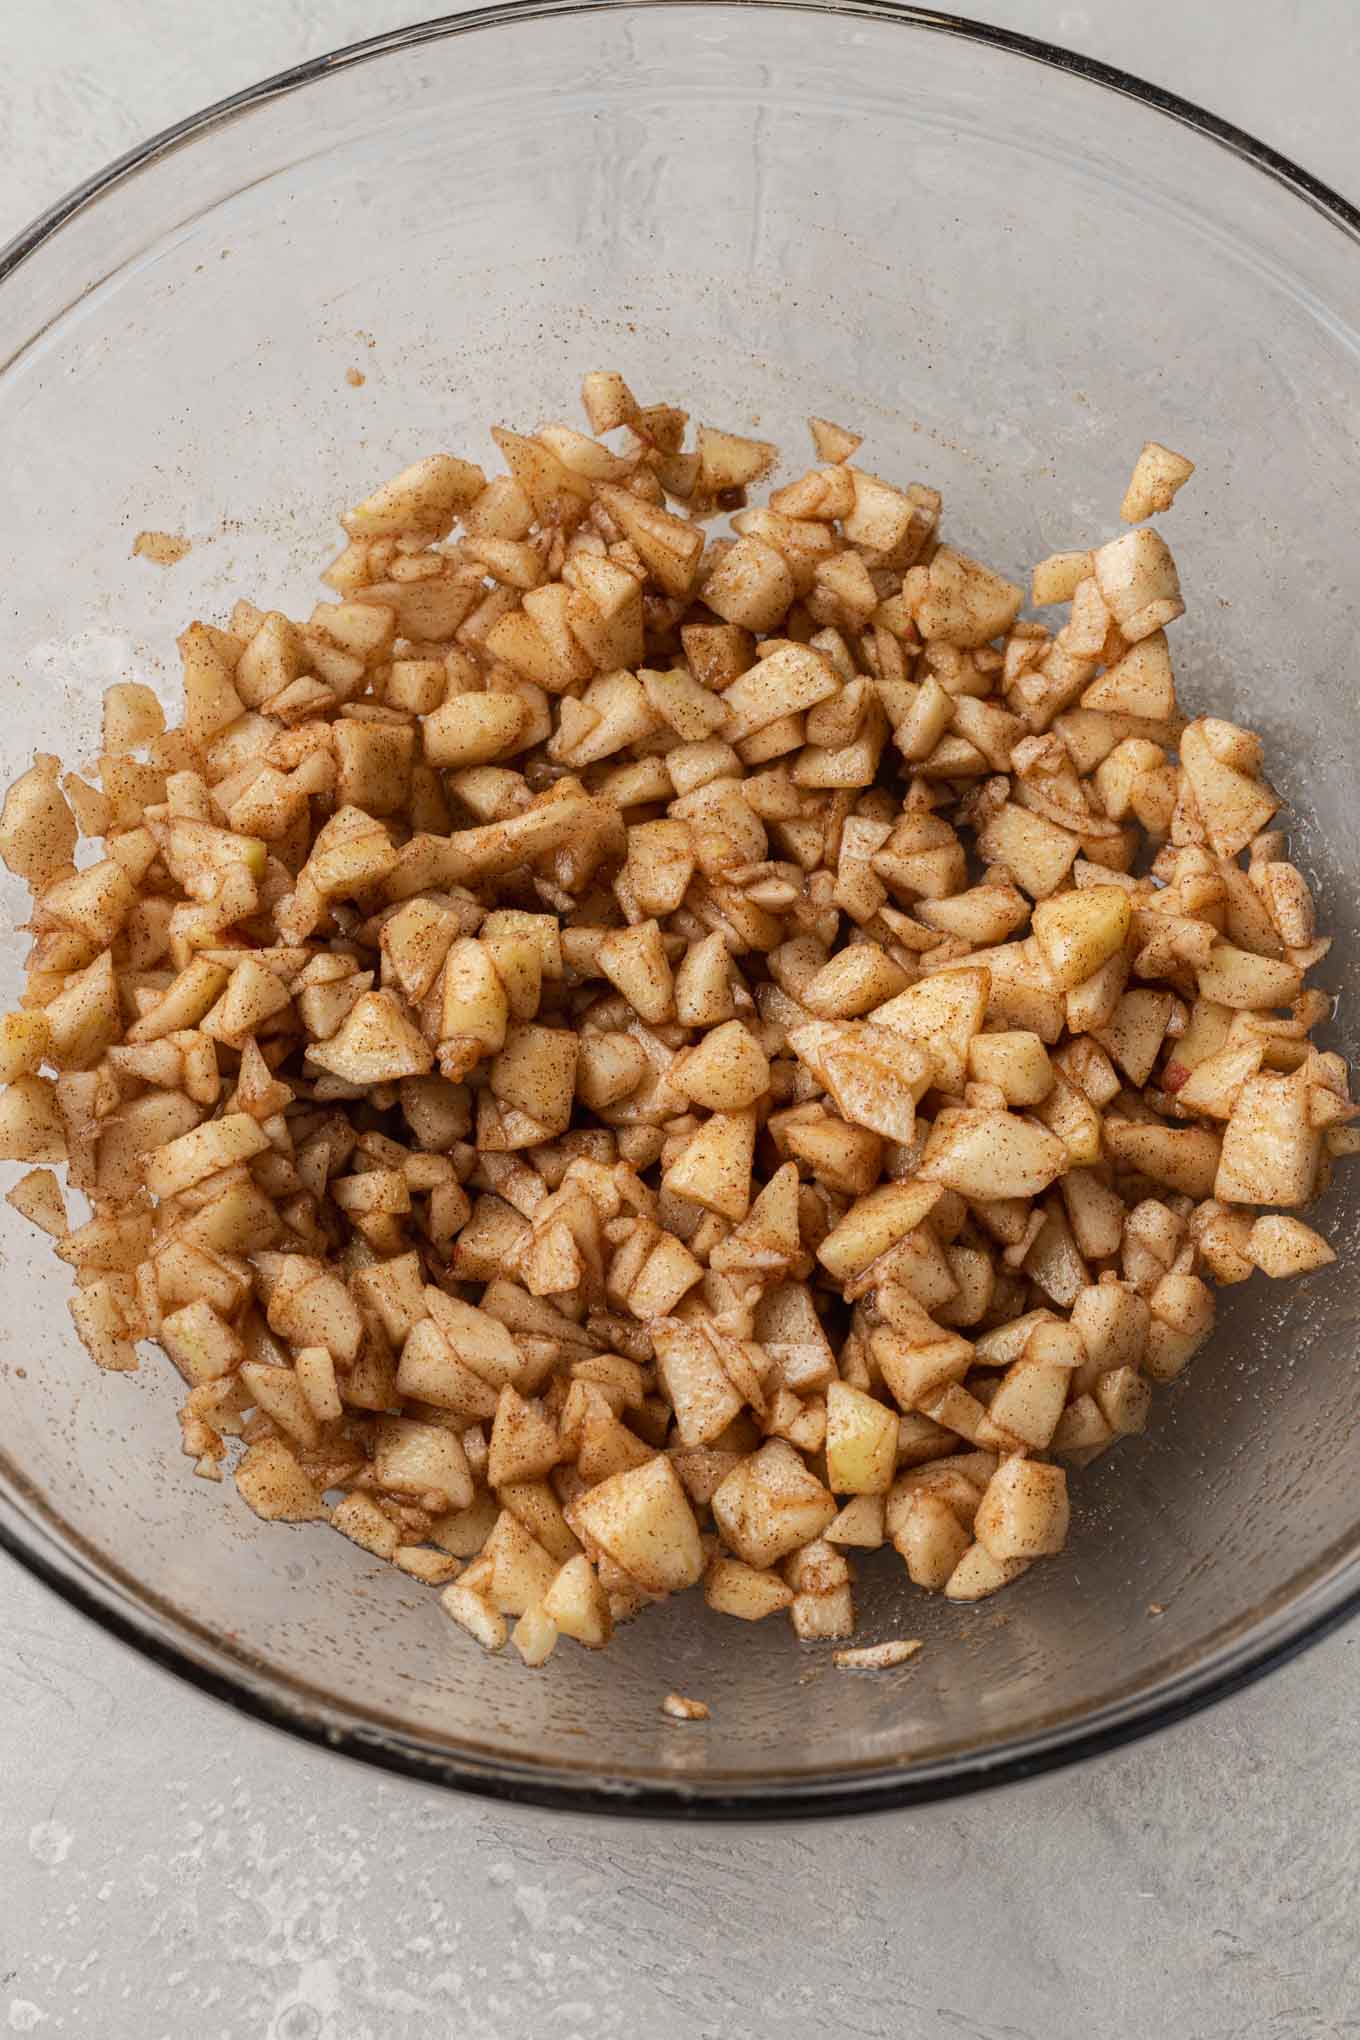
[{"x1": 2, "y1": 1, "x2": 1359, "y2": 1819}]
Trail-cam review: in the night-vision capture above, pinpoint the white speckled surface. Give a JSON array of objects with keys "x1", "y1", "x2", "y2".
[{"x1": 3, "y1": 6, "x2": 1359, "y2": 2035}]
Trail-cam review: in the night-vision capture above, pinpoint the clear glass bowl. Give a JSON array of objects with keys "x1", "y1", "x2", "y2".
[{"x1": 2, "y1": 0, "x2": 1359, "y2": 1819}]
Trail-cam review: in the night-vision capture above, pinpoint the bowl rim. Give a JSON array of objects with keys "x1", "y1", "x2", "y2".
[{"x1": 2, "y1": 0, "x2": 1359, "y2": 1820}]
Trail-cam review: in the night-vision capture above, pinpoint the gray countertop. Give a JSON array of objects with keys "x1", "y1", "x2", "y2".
[{"x1": 3, "y1": 6, "x2": 1359, "y2": 2035}]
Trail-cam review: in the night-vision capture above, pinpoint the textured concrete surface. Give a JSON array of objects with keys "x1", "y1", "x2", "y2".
[{"x1": 3, "y1": 5, "x2": 1360, "y2": 2036}]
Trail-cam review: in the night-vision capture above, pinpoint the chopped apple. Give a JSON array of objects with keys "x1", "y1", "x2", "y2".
[
  {"x1": 711, "y1": 1440, "x2": 837, "y2": 1569},
  {"x1": 974, "y1": 1458, "x2": 1069, "y2": 1560},
  {"x1": 569, "y1": 1455, "x2": 703, "y2": 1594},
  {"x1": 1032, "y1": 887, "x2": 1131, "y2": 990},
  {"x1": 704, "y1": 1555, "x2": 795, "y2": 1621},
  {"x1": 542, "y1": 1554, "x2": 613, "y2": 1647},
  {"x1": 825, "y1": 1381, "x2": 899, "y2": 1494},
  {"x1": 920, "y1": 1111, "x2": 1068, "y2": 1200},
  {"x1": 1215, "y1": 1070, "x2": 1319, "y2": 1207}
]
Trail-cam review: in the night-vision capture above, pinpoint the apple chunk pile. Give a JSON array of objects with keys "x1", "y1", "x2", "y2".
[{"x1": 0, "y1": 382, "x2": 1353, "y2": 1671}]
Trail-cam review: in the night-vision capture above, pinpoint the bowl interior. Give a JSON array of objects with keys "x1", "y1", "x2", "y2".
[{"x1": 3, "y1": 2, "x2": 1360, "y2": 1809}]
